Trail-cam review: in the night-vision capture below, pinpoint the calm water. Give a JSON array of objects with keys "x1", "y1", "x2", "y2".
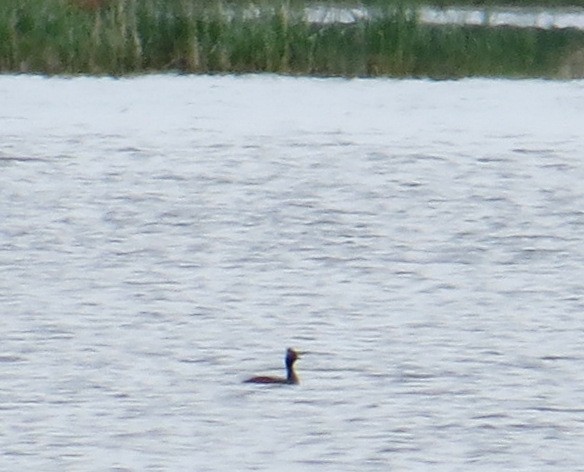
[
  {"x1": 418, "y1": 6, "x2": 584, "y2": 29},
  {"x1": 1, "y1": 75, "x2": 584, "y2": 471},
  {"x1": 309, "y1": 5, "x2": 584, "y2": 30}
]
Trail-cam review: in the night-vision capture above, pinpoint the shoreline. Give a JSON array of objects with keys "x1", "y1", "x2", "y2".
[{"x1": 1, "y1": 0, "x2": 583, "y2": 78}]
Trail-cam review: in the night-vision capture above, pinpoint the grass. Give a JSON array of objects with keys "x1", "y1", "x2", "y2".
[{"x1": 0, "y1": 0, "x2": 583, "y2": 78}]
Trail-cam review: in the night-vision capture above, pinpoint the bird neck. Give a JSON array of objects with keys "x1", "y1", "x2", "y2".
[{"x1": 286, "y1": 363, "x2": 298, "y2": 384}]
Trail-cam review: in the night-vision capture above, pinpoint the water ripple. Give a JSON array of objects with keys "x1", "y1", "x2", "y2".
[{"x1": 2, "y1": 75, "x2": 584, "y2": 471}]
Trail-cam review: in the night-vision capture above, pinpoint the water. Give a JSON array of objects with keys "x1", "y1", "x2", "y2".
[
  {"x1": 307, "y1": 5, "x2": 584, "y2": 30},
  {"x1": 1, "y1": 74, "x2": 584, "y2": 471},
  {"x1": 418, "y1": 6, "x2": 584, "y2": 29}
]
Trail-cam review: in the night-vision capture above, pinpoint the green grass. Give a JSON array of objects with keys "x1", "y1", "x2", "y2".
[{"x1": 0, "y1": 0, "x2": 583, "y2": 78}]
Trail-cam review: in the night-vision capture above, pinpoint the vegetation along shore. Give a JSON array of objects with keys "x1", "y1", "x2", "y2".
[{"x1": 1, "y1": 0, "x2": 583, "y2": 78}]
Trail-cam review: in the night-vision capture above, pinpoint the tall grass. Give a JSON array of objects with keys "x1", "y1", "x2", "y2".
[{"x1": 0, "y1": 0, "x2": 583, "y2": 77}]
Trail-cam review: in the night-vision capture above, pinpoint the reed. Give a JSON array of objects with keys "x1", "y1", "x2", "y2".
[{"x1": 0, "y1": 0, "x2": 583, "y2": 78}]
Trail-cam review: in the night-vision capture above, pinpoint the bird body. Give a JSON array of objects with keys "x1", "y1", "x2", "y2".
[{"x1": 244, "y1": 348, "x2": 300, "y2": 385}]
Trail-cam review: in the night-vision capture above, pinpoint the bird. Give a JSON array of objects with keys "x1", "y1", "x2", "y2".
[{"x1": 244, "y1": 348, "x2": 300, "y2": 385}]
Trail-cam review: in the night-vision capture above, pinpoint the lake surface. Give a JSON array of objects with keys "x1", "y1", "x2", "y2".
[
  {"x1": 1, "y1": 74, "x2": 584, "y2": 471},
  {"x1": 307, "y1": 5, "x2": 584, "y2": 30},
  {"x1": 418, "y1": 6, "x2": 584, "y2": 29}
]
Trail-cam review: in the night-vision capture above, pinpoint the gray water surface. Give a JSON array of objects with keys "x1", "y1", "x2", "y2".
[
  {"x1": 309, "y1": 5, "x2": 584, "y2": 30},
  {"x1": 1, "y1": 75, "x2": 584, "y2": 471}
]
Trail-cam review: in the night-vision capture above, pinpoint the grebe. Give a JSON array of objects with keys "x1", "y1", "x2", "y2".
[{"x1": 244, "y1": 348, "x2": 300, "y2": 385}]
